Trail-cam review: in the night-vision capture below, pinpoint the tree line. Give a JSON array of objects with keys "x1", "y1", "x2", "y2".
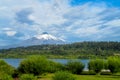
[{"x1": 0, "y1": 41, "x2": 120, "y2": 58}]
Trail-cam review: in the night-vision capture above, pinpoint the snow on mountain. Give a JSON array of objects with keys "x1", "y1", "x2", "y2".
[{"x1": 35, "y1": 32, "x2": 61, "y2": 41}]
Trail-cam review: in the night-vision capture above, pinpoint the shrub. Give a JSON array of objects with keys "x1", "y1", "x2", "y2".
[
  {"x1": 52, "y1": 71, "x2": 76, "y2": 80},
  {"x1": 0, "y1": 60, "x2": 15, "y2": 75},
  {"x1": 18, "y1": 56, "x2": 49, "y2": 75},
  {"x1": 65, "y1": 61, "x2": 84, "y2": 74},
  {"x1": 88, "y1": 59, "x2": 104, "y2": 73},
  {"x1": 19, "y1": 74, "x2": 37, "y2": 80},
  {"x1": 108, "y1": 56, "x2": 120, "y2": 73},
  {"x1": 0, "y1": 73, "x2": 13, "y2": 80},
  {"x1": 12, "y1": 70, "x2": 19, "y2": 78},
  {"x1": 80, "y1": 70, "x2": 96, "y2": 75},
  {"x1": 46, "y1": 61, "x2": 64, "y2": 73}
]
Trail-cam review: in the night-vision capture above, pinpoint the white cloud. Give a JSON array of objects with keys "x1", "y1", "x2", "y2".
[
  {"x1": 75, "y1": 27, "x2": 99, "y2": 36},
  {"x1": 5, "y1": 30, "x2": 17, "y2": 36},
  {"x1": 0, "y1": 27, "x2": 17, "y2": 36},
  {"x1": 105, "y1": 19, "x2": 120, "y2": 27},
  {"x1": 1, "y1": 27, "x2": 12, "y2": 31}
]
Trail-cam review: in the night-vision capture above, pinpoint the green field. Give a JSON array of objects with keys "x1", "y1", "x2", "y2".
[{"x1": 38, "y1": 74, "x2": 120, "y2": 80}]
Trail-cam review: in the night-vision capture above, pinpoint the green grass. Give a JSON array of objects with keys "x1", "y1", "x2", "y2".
[
  {"x1": 76, "y1": 75, "x2": 120, "y2": 80},
  {"x1": 38, "y1": 74, "x2": 120, "y2": 80}
]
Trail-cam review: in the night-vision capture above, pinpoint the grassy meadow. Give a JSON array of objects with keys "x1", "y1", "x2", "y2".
[{"x1": 38, "y1": 74, "x2": 120, "y2": 80}]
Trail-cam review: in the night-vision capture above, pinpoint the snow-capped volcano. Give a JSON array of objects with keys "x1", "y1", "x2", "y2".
[
  {"x1": 0, "y1": 32, "x2": 65, "y2": 49},
  {"x1": 20, "y1": 32, "x2": 65, "y2": 46},
  {"x1": 35, "y1": 32, "x2": 61, "y2": 41}
]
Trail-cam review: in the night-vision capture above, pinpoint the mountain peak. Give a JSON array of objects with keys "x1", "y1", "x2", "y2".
[
  {"x1": 42, "y1": 32, "x2": 48, "y2": 34},
  {"x1": 35, "y1": 32, "x2": 60, "y2": 41}
]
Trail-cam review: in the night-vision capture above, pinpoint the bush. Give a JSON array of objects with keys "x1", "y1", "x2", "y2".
[
  {"x1": 0, "y1": 73, "x2": 13, "y2": 80},
  {"x1": 80, "y1": 70, "x2": 96, "y2": 75},
  {"x1": 88, "y1": 59, "x2": 105, "y2": 73},
  {"x1": 0, "y1": 60, "x2": 15, "y2": 75},
  {"x1": 18, "y1": 56, "x2": 49, "y2": 75},
  {"x1": 19, "y1": 74, "x2": 37, "y2": 80},
  {"x1": 52, "y1": 71, "x2": 76, "y2": 80},
  {"x1": 65, "y1": 61, "x2": 84, "y2": 74},
  {"x1": 108, "y1": 56, "x2": 120, "y2": 73},
  {"x1": 46, "y1": 61, "x2": 64, "y2": 73}
]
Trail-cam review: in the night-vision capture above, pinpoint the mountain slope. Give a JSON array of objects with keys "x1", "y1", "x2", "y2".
[{"x1": 21, "y1": 32, "x2": 65, "y2": 46}]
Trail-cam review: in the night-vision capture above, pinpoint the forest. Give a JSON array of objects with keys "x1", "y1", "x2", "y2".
[{"x1": 0, "y1": 41, "x2": 120, "y2": 58}]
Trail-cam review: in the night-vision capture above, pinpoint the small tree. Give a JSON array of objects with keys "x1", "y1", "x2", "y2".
[
  {"x1": 52, "y1": 71, "x2": 76, "y2": 80},
  {"x1": 65, "y1": 61, "x2": 84, "y2": 74},
  {"x1": 0, "y1": 60, "x2": 15, "y2": 75},
  {"x1": 108, "y1": 56, "x2": 120, "y2": 73},
  {"x1": 88, "y1": 59, "x2": 104, "y2": 74},
  {"x1": 103, "y1": 60, "x2": 108, "y2": 70},
  {"x1": 18, "y1": 56, "x2": 49, "y2": 75}
]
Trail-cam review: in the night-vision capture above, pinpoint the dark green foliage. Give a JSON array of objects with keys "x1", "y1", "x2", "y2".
[
  {"x1": 18, "y1": 56, "x2": 49, "y2": 75},
  {"x1": 108, "y1": 56, "x2": 120, "y2": 73},
  {"x1": 19, "y1": 74, "x2": 37, "y2": 80},
  {"x1": 52, "y1": 71, "x2": 76, "y2": 80},
  {"x1": 65, "y1": 61, "x2": 84, "y2": 74},
  {"x1": 88, "y1": 59, "x2": 105, "y2": 73},
  {"x1": 12, "y1": 70, "x2": 19, "y2": 78},
  {"x1": 0, "y1": 60, "x2": 15, "y2": 75}
]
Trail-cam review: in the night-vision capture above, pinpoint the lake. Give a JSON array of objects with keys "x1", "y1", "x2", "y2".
[{"x1": 3, "y1": 59, "x2": 89, "y2": 70}]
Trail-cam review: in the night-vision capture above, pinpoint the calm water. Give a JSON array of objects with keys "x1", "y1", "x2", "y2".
[{"x1": 3, "y1": 59, "x2": 89, "y2": 70}]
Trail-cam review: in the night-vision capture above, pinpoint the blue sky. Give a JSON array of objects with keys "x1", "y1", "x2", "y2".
[
  {"x1": 0, "y1": 0, "x2": 120, "y2": 46},
  {"x1": 71, "y1": 0, "x2": 120, "y2": 7}
]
